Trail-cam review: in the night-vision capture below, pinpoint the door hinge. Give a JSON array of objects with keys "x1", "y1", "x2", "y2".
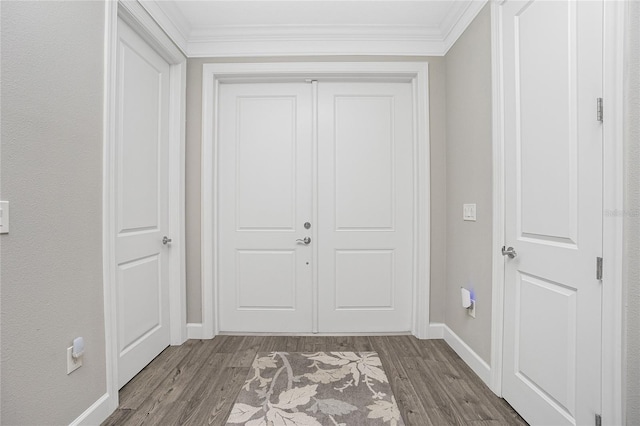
[
  {"x1": 597, "y1": 98, "x2": 603, "y2": 122},
  {"x1": 595, "y1": 413, "x2": 602, "y2": 426},
  {"x1": 596, "y1": 257, "x2": 603, "y2": 281}
]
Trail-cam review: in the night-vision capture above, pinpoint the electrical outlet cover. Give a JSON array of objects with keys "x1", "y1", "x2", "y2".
[
  {"x1": 67, "y1": 346, "x2": 82, "y2": 374},
  {"x1": 468, "y1": 300, "x2": 476, "y2": 318}
]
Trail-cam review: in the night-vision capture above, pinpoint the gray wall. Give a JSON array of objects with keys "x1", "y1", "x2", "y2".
[
  {"x1": 443, "y1": 4, "x2": 493, "y2": 363},
  {"x1": 624, "y1": 0, "x2": 640, "y2": 423},
  {"x1": 185, "y1": 56, "x2": 448, "y2": 325},
  {"x1": 1, "y1": 2, "x2": 106, "y2": 424}
]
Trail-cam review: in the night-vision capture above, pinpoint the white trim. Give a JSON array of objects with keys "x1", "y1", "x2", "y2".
[
  {"x1": 137, "y1": 0, "x2": 488, "y2": 58},
  {"x1": 168, "y1": 59, "x2": 187, "y2": 346},
  {"x1": 188, "y1": 27, "x2": 446, "y2": 58},
  {"x1": 186, "y1": 323, "x2": 204, "y2": 340},
  {"x1": 200, "y1": 68, "x2": 218, "y2": 339},
  {"x1": 443, "y1": 325, "x2": 492, "y2": 386},
  {"x1": 441, "y1": 0, "x2": 488, "y2": 54},
  {"x1": 69, "y1": 394, "x2": 112, "y2": 426},
  {"x1": 102, "y1": 0, "x2": 119, "y2": 417},
  {"x1": 428, "y1": 322, "x2": 445, "y2": 339},
  {"x1": 102, "y1": 0, "x2": 187, "y2": 416},
  {"x1": 137, "y1": 0, "x2": 189, "y2": 55},
  {"x1": 489, "y1": 0, "x2": 505, "y2": 398},
  {"x1": 201, "y1": 61, "x2": 430, "y2": 339},
  {"x1": 601, "y1": 1, "x2": 626, "y2": 424}
]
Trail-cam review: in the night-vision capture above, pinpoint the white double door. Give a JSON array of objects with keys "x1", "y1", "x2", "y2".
[
  {"x1": 500, "y1": 1, "x2": 603, "y2": 425},
  {"x1": 218, "y1": 81, "x2": 414, "y2": 333}
]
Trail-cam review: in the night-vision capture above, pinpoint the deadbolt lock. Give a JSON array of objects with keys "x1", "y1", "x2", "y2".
[{"x1": 304, "y1": 222, "x2": 311, "y2": 229}]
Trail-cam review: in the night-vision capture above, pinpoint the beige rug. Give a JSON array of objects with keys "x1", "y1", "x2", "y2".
[{"x1": 226, "y1": 352, "x2": 405, "y2": 426}]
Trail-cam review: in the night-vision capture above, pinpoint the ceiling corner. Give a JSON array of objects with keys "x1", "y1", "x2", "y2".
[
  {"x1": 139, "y1": 0, "x2": 192, "y2": 54},
  {"x1": 441, "y1": 0, "x2": 489, "y2": 55}
]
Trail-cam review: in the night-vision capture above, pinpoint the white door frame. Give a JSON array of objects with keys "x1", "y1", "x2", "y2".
[
  {"x1": 489, "y1": 1, "x2": 626, "y2": 424},
  {"x1": 102, "y1": 0, "x2": 187, "y2": 412},
  {"x1": 201, "y1": 62, "x2": 432, "y2": 339}
]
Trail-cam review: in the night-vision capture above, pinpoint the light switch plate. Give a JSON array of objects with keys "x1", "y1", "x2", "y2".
[
  {"x1": 463, "y1": 203, "x2": 476, "y2": 221},
  {"x1": 0, "y1": 201, "x2": 9, "y2": 234}
]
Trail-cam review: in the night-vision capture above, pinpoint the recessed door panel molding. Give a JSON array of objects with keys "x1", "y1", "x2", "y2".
[
  {"x1": 500, "y1": 1, "x2": 603, "y2": 424},
  {"x1": 114, "y1": 18, "x2": 171, "y2": 389},
  {"x1": 515, "y1": 0, "x2": 578, "y2": 246},
  {"x1": 334, "y1": 96, "x2": 395, "y2": 231},
  {"x1": 515, "y1": 273, "x2": 577, "y2": 416},
  {"x1": 236, "y1": 250, "x2": 297, "y2": 309},
  {"x1": 117, "y1": 42, "x2": 163, "y2": 235},
  {"x1": 236, "y1": 96, "x2": 297, "y2": 231},
  {"x1": 334, "y1": 250, "x2": 395, "y2": 310},
  {"x1": 117, "y1": 255, "x2": 162, "y2": 353}
]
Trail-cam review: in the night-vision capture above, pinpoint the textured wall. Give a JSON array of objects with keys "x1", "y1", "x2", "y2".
[
  {"x1": 624, "y1": 1, "x2": 640, "y2": 422},
  {"x1": 184, "y1": 56, "x2": 448, "y2": 325},
  {"x1": 444, "y1": 4, "x2": 493, "y2": 363},
  {"x1": 0, "y1": 2, "x2": 106, "y2": 424}
]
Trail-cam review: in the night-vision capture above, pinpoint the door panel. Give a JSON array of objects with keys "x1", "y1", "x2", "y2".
[
  {"x1": 334, "y1": 250, "x2": 395, "y2": 309},
  {"x1": 318, "y1": 82, "x2": 413, "y2": 332},
  {"x1": 115, "y1": 19, "x2": 170, "y2": 388},
  {"x1": 501, "y1": 1, "x2": 603, "y2": 424},
  {"x1": 218, "y1": 83, "x2": 313, "y2": 332},
  {"x1": 236, "y1": 97, "x2": 298, "y2": 230},
  {"x1": 516, "y1": 273, "x2": 577, "y2": 415},
  {"x1": 516, "y1": 0, "x2": 578, "y2": 244},
  {"x1": 236, "y1": 250, "x2": 297, "y2": 309},
  {"x1": 334, "y1": 96, "x2": 395, "y2": 230}
]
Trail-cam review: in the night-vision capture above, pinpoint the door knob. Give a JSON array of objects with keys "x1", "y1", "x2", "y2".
[
  {"x1": 501, "y1": 246, "x2": 517, "y2": 259},
  {"x1": 296, "y1": 237, "x2": 311, "y2": 245},
  {"x1": 162, "y1": 236, "x2": 172, "y2": 245}
]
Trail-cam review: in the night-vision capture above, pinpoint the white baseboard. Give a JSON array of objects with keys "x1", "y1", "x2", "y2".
[
  {"x1": 69, "y1": 393, "x2": 113, "y2": 426},
  {"x1": 427, "y1": 322, "x2": 445, "y2": 338},
  {"x1": 187, "y1": 323, "x2": 203, "y2": 339},
  {"x1": 442, "y1": 325, "x2": 491, "y2": 386}
]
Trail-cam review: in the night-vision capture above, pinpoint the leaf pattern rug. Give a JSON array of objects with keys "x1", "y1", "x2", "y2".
[{"x1": 226, "y1": 351, "x2": 405, "y2": 426}]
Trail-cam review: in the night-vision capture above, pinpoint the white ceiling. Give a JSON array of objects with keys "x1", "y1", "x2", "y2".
[{"x1": 140, "y1": 0, "x2": 488, "y2": 57}]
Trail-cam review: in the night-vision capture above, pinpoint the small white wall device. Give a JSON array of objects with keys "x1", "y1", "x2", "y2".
[
  {"x1": 67, "y1": 337, "x2": 84, "y2": 374},
  {"x1": 461, "y1": 287, "x2": 476, "y2": 318},
  {"x1": 460, "y1": 287, "x2": 472, "y2": 308},
  {"x1": 72, "y1": 337, "x2": 84, "y2": 359}
]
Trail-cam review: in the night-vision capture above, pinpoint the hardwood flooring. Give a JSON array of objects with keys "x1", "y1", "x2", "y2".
[{"x1": 102, "y1": 336, "x2": 527, "y2": 426}]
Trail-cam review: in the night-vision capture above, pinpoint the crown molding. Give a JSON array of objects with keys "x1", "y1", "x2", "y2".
[
  {"x1": 139, "y1": 0, "x2": 488, "y2": 58},
  {"x1": 441, "y1": 0, "x2": 488, "y2": 54},
  {"x1": 188, "y1": 25, "x2": 446, "y2": 57},
  {"x1": 138, "y1": 0, "x2": 190, "y2": 54}
]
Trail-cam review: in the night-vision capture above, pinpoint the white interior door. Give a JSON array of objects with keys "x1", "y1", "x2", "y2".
[
  {"x1": 500, "y1": 1, "x2": 603, "y2": 424},
  {"x1": 317, "y1": 82, "x2": 414, "y2": 332},
  {"x1": 115, "y1": 19, "x2": 171, "y2": 388},
  {"x1": 218, "y1": 80, "x2": 414, "y2": 333},
  {"x1": 218, "y1": 83, "x2": 314, "y2": 332}
]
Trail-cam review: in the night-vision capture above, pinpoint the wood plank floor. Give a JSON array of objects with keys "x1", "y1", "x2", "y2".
[{"x1": 102, "y1": 336, "x2": 527, "y2": 426}]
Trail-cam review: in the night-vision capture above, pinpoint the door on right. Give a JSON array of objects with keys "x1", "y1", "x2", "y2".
[{"x1": 500, "y1": 1, "x2": 603, "y2": 425}]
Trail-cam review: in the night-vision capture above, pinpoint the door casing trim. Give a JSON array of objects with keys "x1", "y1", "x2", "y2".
[
  {"x1": 201, "y1": 61, "x2": 432, "y2": 339},
  {"x1": 102, "y1": 0, "x2": 187, "y2": 415},
  {"x1": 490, "y1": 2, "x2": 626, "y2": 424}
]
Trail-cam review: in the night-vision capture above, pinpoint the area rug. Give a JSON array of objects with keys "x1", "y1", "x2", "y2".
[{"x1": 226, "y1": 352, "x2": 405, "y2": 426}]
